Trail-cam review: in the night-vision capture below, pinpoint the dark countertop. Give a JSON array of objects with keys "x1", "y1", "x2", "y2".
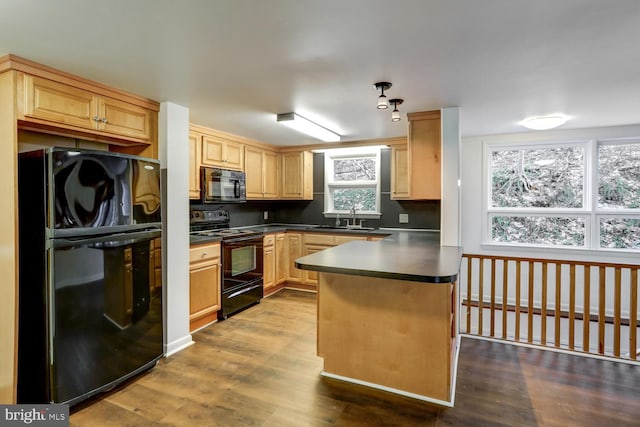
[
  {"x1": 189, "y1": 224, "x2": 463, "y2": 283},
  {"x1": 295, "y1": 231, "x2": 463, "y2": 283}
]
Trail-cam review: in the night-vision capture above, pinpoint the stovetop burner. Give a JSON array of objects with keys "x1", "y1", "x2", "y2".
[
  {"x1": 190, "y1": 208, "x2": 263, "y2": 240},
  {"x1": 193, "y1": 228, "x2": 263, "y2": 239}
]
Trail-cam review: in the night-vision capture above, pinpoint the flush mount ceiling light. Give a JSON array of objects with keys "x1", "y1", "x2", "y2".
[
  {"x1": 389, "y1": 99, "x2": 404, "y2": 122},
  {"x1": 276, "y1": 112, "x2": 341, "y2": 142},
  {"x1": 519, "y1": 114, "x2": 570, "y2": 130},
  {"x1": 374, "y1": 82, "x2": 392, "y2": 109}
]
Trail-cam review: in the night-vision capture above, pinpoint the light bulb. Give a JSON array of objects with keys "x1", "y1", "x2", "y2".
[
  {"x1": 391, "y1": 109, "x2": 401, "y2": 122},
  {"x1": 377, "y1": 95, "x2": 388, "y2": 109}
]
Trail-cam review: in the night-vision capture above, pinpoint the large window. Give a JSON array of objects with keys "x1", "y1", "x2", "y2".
[
  {"x1": 485, "y1": 139, "x2": 640, "y2": 251},
  {"x1": 323, "y1": 147, "x2": 381, "y2": 217}
]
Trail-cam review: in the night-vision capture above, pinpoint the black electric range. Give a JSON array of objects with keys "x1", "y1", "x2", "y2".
[{"x1": 190, "y1": 209, "x2": 264, "y2": 320}]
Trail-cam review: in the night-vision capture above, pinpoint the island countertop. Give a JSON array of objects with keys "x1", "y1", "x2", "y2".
[{"x1": 295, "y1": 230, "x2": 463, "y2": 283}]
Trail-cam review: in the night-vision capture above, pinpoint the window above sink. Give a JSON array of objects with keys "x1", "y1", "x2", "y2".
[{"x1": 320, "y1": 146, "x2": 383, "y2": 220}]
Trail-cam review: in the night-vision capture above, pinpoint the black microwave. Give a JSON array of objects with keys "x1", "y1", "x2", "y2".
[{"x1": 201, "y1": 167, "x2": 246, "y2": 203}]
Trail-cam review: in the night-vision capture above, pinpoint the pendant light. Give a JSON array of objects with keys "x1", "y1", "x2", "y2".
[
  {"x1": 374, "y1": 82, "x2": 392, "y2": 109},
  {"x1": 390, "y1": 99, "x2": 403, "y2": 122}
]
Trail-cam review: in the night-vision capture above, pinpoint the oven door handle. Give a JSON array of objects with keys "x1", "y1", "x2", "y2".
[
  {"x1": 223, "y1": 235, "x2": 264, "y2": 244},
  {"x1": 228, "y1": 283, "x2": 262, "y2": 299}
]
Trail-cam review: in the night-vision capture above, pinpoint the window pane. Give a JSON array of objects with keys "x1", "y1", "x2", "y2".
[
  {"x1": 598, "y1": 143, "x2": 640, "y2": 209},
  {"x1": 333, "y1": 158, "x2": 376, "y2": 181},
  {"x1": 333, "y1": 188, "x2": 376, "y2": 211},
  {"x1": 600, "y1": 218, "x2": 640, "y2": 249},
  {"x1": 491, "y1": 147, "x2": 584, "y2": 208},
  {"x1": 491, "y1": 216, "x2": 585, "y2": 246}
]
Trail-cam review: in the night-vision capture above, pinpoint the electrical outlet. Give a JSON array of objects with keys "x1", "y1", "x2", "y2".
[
  {"x1": 263, "y1": 211, "x2": 268, "y2": 220},
  {"x1": 399, "y1": 213, "x2": 409, "y2": 224}
]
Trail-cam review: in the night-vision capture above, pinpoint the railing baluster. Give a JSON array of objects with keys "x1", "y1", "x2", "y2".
[
  {"x1": 515, "y1": 261, "x2": 521, "y2": 342},
  {"x1": 528, "y1": 262, "x2": 534, "y2": 344},
  {"x1": 466, "y1": 256, "x2": 472, "y2": 333},
  {"x1": 555, "y1": 263, "x2": 561, "y2": 348},
  {"x1": 569, "y1": 264, "x2": 576, "y2": 350},
  {"x1": 598, "y1": 267, "x2": 606, "y2": 355},
  {"x1": 490, "y1": 259, "x2": 496, "y2": 337},
  {"x1": 631, "y1": 268, "x2": 638, "y2": 360},
  {"x1": 460, "y1": 254, "x2": 639, "y2": 361},
  {"x1": 614, "y1": 268, "x2": 622, "y2": 357},
  {"x1": 583, "y1": 265, "x2": 590, "y2": 353},
  {"x1": 541, "y1": 263, "x2": 548, "y2": 346},
  {"x1": 478, "y1": 258, "x2": 484, "y2": 336},
  {"x1": 502, "y1": 260, "x2": 508, "y2": 340}
]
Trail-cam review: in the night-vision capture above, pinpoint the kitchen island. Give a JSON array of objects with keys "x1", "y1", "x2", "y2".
[{"x1": 295, "y1": 231, "x2": 463, "y2": 407}]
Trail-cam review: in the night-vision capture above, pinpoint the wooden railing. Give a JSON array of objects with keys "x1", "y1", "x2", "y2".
[{"x1": 460, "y1": 254, "x2": 639, "y2": 361}]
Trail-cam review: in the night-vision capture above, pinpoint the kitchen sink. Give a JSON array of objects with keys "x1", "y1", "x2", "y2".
[{"x1": 307, "y1": 225, "x2": 376, "y2": 231}]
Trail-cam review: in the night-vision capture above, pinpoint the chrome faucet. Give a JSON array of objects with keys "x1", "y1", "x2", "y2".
[{"x1": 349, "y1": 205, "x2": 357, "y2": 226}]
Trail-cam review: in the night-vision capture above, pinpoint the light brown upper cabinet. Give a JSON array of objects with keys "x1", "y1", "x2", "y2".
[
  {"x1": 390, "y1": 144, "x2": 410, "y2": 199},
  {"x1": 19, "y1": 74, "x2": 154, "y2": 143},
  {"x1": 280, "y1": 151, "x2": 313, "y2": 200},
  {"x1": 245, "y1": 146, "x2": 278, "y2": 199},
  {"x1": 201, "y1": 134, "x2": 244, "y2": 170},
  {"x1": 392, "y1": 110, "x2": 441, "y2": 200},
  {"x1": 189, "y1": 132, "x2": 201, "y2": 200}
]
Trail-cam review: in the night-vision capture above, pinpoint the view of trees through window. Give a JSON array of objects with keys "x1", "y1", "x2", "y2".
[
  {"x1": 489, "y1": 141, "x2": 640, "y2": 250},
  {"x1": 325, "y1": 149, "x2": 380, "y2": 214}
]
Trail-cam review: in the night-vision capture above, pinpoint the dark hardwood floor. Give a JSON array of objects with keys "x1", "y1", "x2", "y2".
[{"x1": 70, "y1": 289, "x2": 640, "y2": 426}]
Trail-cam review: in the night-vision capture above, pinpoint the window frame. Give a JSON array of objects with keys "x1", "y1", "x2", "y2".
[
  {"x1": 323, "y1": 147, "x2": 382, "y2": 219},
  {"x1": 482, "y1": 138, "x2": 640, "y2": 252}
]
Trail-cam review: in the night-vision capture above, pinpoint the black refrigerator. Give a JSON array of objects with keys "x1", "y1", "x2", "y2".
[{"x1": 17, "y1": 147, "x2": 164, "y2": 406}]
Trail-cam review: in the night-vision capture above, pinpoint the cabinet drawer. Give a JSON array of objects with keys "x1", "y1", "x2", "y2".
[
  {"x1": 189, "y1": 243, "x2": 220, "y2": 263},
  {"x1": 264, "y1": 234, "x2": 275, "y2": 246},
  {"x1": 303, "y1": 233, "x2": 335, "y2": 245},
  {"x1": 334, "y1": 235, "x2": 367, "y2": 245}
]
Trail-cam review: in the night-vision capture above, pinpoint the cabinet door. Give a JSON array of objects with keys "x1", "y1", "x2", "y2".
[
  {"x1": 263, "y1": 244, "x2": 275, "y2": 289},
  {"x1": 408, "y1": 111, "x2": 441, "y2": 200},
  {"x1": 280, "y1": 151, "x2": 312, "y2": 199},
  {"x1": 275, "y1": 233, "x2": 287, "y2": 284},
  {"x1": 286, "y1": 233, "x2": 302, "y2": 282},
  {"x1": 201, "y1": 135, "x2": 225, "y2": 166},
  {"x1": 245, "y1": 146, "x2": 265, "y2": 199},
  {"x1": 23, "y1": 74, "x2": 97, "y2": 130},
  {"x1": 391, "y1": 145, "x2": 410, "y2": 199},
  {"x1": 189, "y1": 132, "x2": 201, "y2": 199},
  {"x1": 189, "y1": 243, "x2": 220, "y2": 331},
  {"x1": 201, "y1": 135, "x2": 244, "y2": 170},
  {"x1": 224, "y1": 140, "x2": 244, "y2": 170},
  {"x1": 263, "y1": 150, "x2": 278, "y2": 199},
  {"x1": 302, "y1": 244, "x2": 332, "y2": 286},
  {"x1": 98, "y1": 96, "x2": 152, "y2": 141},
  {"x1": 189, "y1": 262, "x2": 220, "y2": 318}
]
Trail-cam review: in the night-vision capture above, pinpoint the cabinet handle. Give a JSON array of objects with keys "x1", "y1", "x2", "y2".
[
  {"x1": 93, "y1": 116, "x2": 100, "y2": 122},
  {"x1": 101, "y1": 117, "x2": 108, "y2": 123},
  {"x1": 201, "y1": 252, "x2": 207, "y2": 257}
]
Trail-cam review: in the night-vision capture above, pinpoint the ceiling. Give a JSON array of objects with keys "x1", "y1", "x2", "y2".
[{"x1": 2, "y1": 0, "x2": 640, "y2": 146}]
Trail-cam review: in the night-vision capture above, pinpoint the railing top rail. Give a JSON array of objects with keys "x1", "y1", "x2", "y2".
[{"x1": 463, "y1": 253, "x2": 640, "y2": 270}]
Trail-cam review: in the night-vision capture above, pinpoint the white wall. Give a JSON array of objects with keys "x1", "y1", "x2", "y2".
[
  {"x1": 441, "y1": 107, "x2": 461, "y2": 246},
  {"x1": 461, "y1": 123, "x2": 640, "y2": 265},
  {"x1": 158, "y1": 102, "x2": 193, "y2": 356}
]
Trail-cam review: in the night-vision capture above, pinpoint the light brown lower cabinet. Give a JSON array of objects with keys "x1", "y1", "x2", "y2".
[
  {"x1": 263, "y1": 234, "x2": 276, "y2": 290},
  {"x1": 275, "y1": 233, "x2": 287, "y2": 284},
  {"x1": 300, "y1": 234, "x2": 369, "y2": 288},
  {"x1": 285, "y1": 232, "x2": 303, "y2": 283},
  {"x1": 189, "y1": 242, "x2": 221, "y2": 332}
]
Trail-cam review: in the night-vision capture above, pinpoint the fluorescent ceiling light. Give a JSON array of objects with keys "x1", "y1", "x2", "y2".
[
  {"x1": 277, "y1": 113, "x2": 341, "y2": 142},
  {"x1": 519, "y1": 114, "x2": 570, "y2": 130}
]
